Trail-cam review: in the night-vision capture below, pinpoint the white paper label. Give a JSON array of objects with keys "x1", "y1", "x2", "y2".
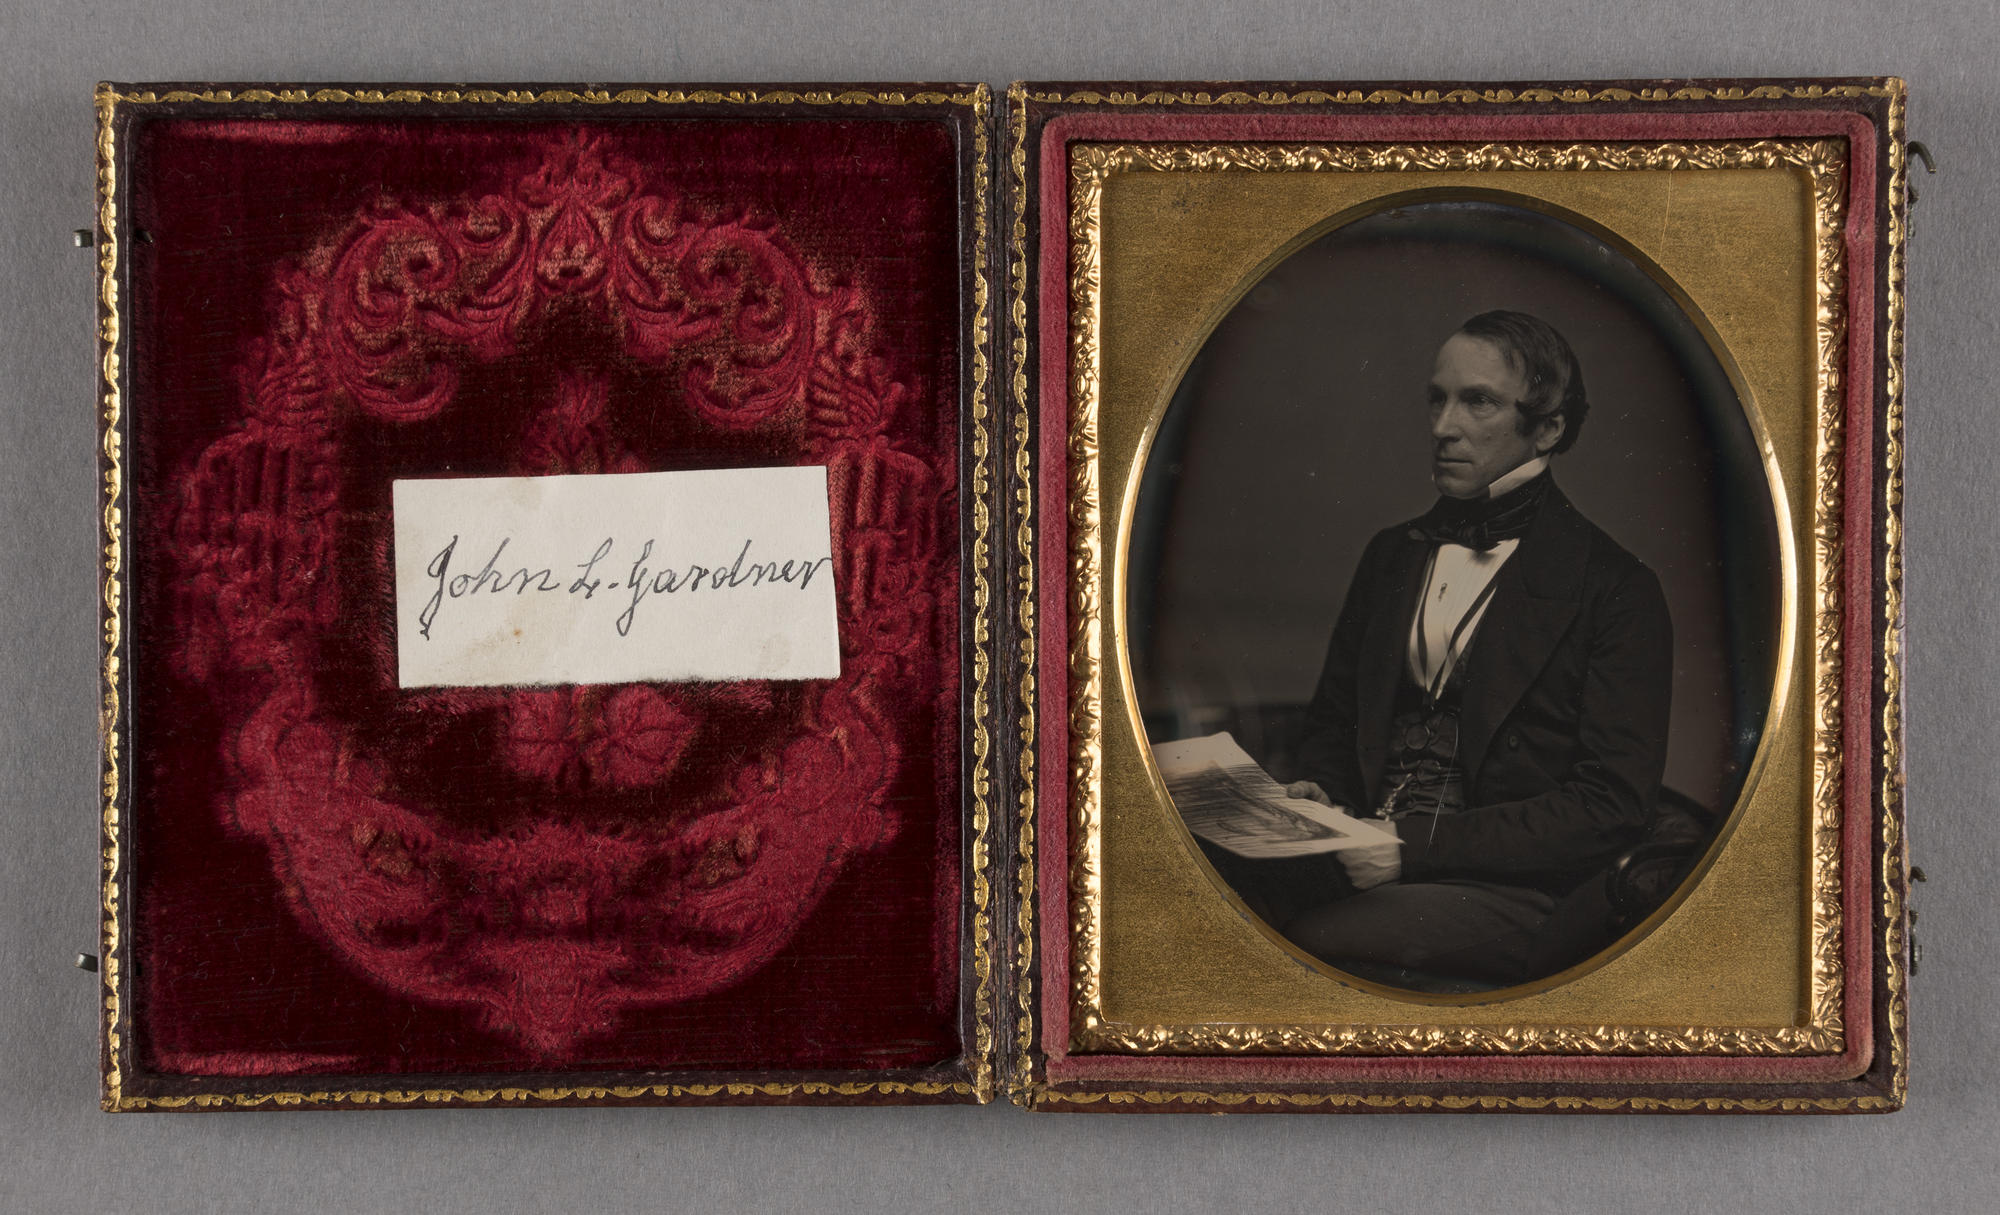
[{"x1": 393, "y1": 468, "x2": 841, "y2": 687}]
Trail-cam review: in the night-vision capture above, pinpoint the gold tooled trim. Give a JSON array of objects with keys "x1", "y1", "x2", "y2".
[
  {"x1": 1805, "y1": 138, "x2": 1853, "y2": 1040},
  {"x1": 1065, "y1": 143, "x2": 1108, "y2": 1046},
  {"x1": 95, "y1": 84, "x2": 126, "y2": 1113},
  {"x1": 1004, "y1": 84, "x2": 1043, "y2": 1097},
  {"x1": 1064, "y1": 139, "x2": 1850, "y2": 1058},
  {"x1": 1022, "y1": 1086, "x2": 1897, "y2": 1112},
  {"x1": 96, "y1": 81, "x2": 994, "y2": 1111},
  {"x1": 114, "y1": 1079, "x2": 974, "y2": 1112},
  {"x1": 965, "y1": 84, "x2": 997, "y2": 1104},
  {"x1": 1879, "y1": 84, "x2": 1910, "y2": 1107},
  {"x1": 105, "y1": 86, "x2": 983, "y2": 108},
  {"x1": 1021, "y1": 84, "x2": 1896, "y2": 108}
]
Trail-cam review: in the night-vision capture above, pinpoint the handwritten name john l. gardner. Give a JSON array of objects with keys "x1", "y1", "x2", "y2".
[{"x1": 418, "y1": 535, "x2": 833, "y2": 640}]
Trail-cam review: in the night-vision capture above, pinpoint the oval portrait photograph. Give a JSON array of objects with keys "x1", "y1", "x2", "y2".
[{"x1": 1130, "y1": 195, "x2": 1787, "y2": 995}]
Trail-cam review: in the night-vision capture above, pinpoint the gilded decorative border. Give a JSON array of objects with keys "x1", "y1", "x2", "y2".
[
  {"x1": 1004, "y1": 86, "x2": 1043, "y2": 1097},
  {"x1": 1879, "y1": 89, "x2": 1911, "y2": 1106},
  {"x1": 1064, "y1": 145, "x2": 1109, "y2": 1051},
  {"x1": 105, "y1": 86, "x2": 984, "y2": 108},
  {"x1": 95, "y1": 81, "x2": 997, "y2": 1112},
  {"x1": 1805, "y1": 138, "x2": 1854, "y2": 1040},
  {"x1": 117, "y1": 1079, "x2": 973, "y2": 1112},
  {"x1": 964, "y1": 88, "x2": 998, "y2": 1104},
  {"x1": 1020, "y1": 84, "x2": 1896, "y2": 108},
  {"x1": 94, "y1": 81, "x2": 127, "y2": 1112},
  {"x1": 1022, "y1": 1087, "x2": 1896, "y2": 1113},
  {"x1": 1063, "y1": 139, "x2": 1852, "y2": 1058}
]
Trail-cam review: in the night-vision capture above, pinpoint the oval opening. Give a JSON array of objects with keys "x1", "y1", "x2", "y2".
[{"x1": 1129, "y1": 193, "x2": 1786, "y2": 1000}]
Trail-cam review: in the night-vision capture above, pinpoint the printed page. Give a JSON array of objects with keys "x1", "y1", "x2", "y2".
[{"x1": 1151, "y1": 732, "x2": 1400, "y2": 858}]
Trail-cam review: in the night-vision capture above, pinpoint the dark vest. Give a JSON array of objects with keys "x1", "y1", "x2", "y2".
[{"x1": 1377, "y1": 666, "x2": 1468, "y2": 821}]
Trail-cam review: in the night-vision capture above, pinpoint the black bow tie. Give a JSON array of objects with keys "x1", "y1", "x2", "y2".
[{"x1": 1413, "y1": 471, "x2": 1552, "y2": 552}]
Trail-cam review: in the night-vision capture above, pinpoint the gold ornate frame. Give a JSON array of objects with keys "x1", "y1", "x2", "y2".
[
  {"x1": 95, "y1": 83, "x2": 999, "y2": 1111},
  {"x1": 1006, "y1": 82, "x2": 1908, "y2": 1111}
]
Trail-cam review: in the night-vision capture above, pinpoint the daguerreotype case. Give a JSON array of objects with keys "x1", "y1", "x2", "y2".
[
  {"x1": 1004, "y1": 79, "x2": 1910, "y2": 1112},
  {"x1": 93, "y1": 83, "x2": 1002, "y2": 1109},
  {"x1": 96, "y1": 77, "x2": 1910, "y2": 1113}
]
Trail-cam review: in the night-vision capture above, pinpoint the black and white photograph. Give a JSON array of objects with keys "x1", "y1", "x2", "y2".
[{"x1": 1133, "y1": 196, "x2": 1787, "y2": 992}]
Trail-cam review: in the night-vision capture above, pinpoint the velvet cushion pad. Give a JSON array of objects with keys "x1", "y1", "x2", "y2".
[{"x1": 124, "y1": 115, "x2": 965, "y2": 1077}]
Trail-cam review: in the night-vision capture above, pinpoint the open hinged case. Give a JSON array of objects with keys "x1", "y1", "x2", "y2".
[
  {"x1": 97, "y1": 78, "x2": 1911, "y2": 1113},
  {"x1": 93, "y1": 82, "x2": 1001, "y2": 1109},
  {"x1": 1003, "y1": 79, "x2": 1911, "y2": 1112}
]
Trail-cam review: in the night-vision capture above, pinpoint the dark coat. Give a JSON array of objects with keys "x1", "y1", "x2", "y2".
[{"x1": 1294, "y1": 482, "x2": 1674, "y2": 894}]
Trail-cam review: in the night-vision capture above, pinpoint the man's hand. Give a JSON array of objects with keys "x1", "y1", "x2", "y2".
[
  {"x1": 1284, "y1": 780, "x2": 1333, "y2": 806},
  {"x1": 1286, "y1": 781, "x2": 1400, "y2": 889},
  {"x1": 1338, "y1": 838, "x2": 1402, "y2": 891}
]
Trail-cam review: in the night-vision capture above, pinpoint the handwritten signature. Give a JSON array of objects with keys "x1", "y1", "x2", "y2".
[{"x1": 417, "y1": 536, "x2": 833, "y2": 640}]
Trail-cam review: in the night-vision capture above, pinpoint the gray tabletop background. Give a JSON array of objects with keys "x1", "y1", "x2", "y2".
[{"x1": 3, "y1": 2, "x2": 1993, "y2": 1211}]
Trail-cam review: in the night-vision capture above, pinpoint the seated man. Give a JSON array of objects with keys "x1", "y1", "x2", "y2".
[{"x1": 1200, "y1": 309, "x2": 1674, "y2": 987}]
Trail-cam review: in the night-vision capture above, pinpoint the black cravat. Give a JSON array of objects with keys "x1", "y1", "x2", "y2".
[{"x1": 1412, "y1": 470, "x2": 1552, "y2": 552}]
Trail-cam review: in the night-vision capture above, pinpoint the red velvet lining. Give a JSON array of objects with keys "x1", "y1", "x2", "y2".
[
  {"x1": 1031, "y1": 105, "x2": 1886, "y2": 1086},
  {"x1": 127, "y1": 116, "x2": 966, "y2": 1077}
]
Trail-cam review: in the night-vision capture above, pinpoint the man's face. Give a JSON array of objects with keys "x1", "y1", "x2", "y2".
[{"x1": 1425, "y1": 332, "x2": 1561, "y2": 499}]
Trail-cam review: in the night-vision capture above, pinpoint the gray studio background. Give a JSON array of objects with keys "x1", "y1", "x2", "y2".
[
  {"x1": 2, "y1": 2, "x2": 1992, "y2": 1212},
  {"x1": 1132, "y1": 204, "x2": 1765, "y2": 816}
]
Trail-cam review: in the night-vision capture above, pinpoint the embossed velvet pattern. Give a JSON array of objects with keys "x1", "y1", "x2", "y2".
[{"x1": 126, "y1": 117, "x2": 964, "y2": 1075}]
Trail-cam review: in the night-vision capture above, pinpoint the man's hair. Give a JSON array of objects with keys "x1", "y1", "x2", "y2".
[{"x1": 1456, "y1": 310, "x2": 1589, "y2": 455}]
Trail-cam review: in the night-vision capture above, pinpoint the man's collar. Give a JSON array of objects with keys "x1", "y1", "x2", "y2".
[
  {"x1": 1412, "y1": 465, "x2": 1553, "y2": 553},
  {"x1": 1486, "y1": 455, "x2": 1551, "y2": 499}
]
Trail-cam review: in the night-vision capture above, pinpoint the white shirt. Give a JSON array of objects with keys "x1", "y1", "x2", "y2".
[{"x1": 1405, "y1": 457, "x2": 1548, "y2": 691}]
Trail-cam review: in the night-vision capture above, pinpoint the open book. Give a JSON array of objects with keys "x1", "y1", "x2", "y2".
[{"x1": 1150, "y1": 733, "x2": 1401, "y2": 858}]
